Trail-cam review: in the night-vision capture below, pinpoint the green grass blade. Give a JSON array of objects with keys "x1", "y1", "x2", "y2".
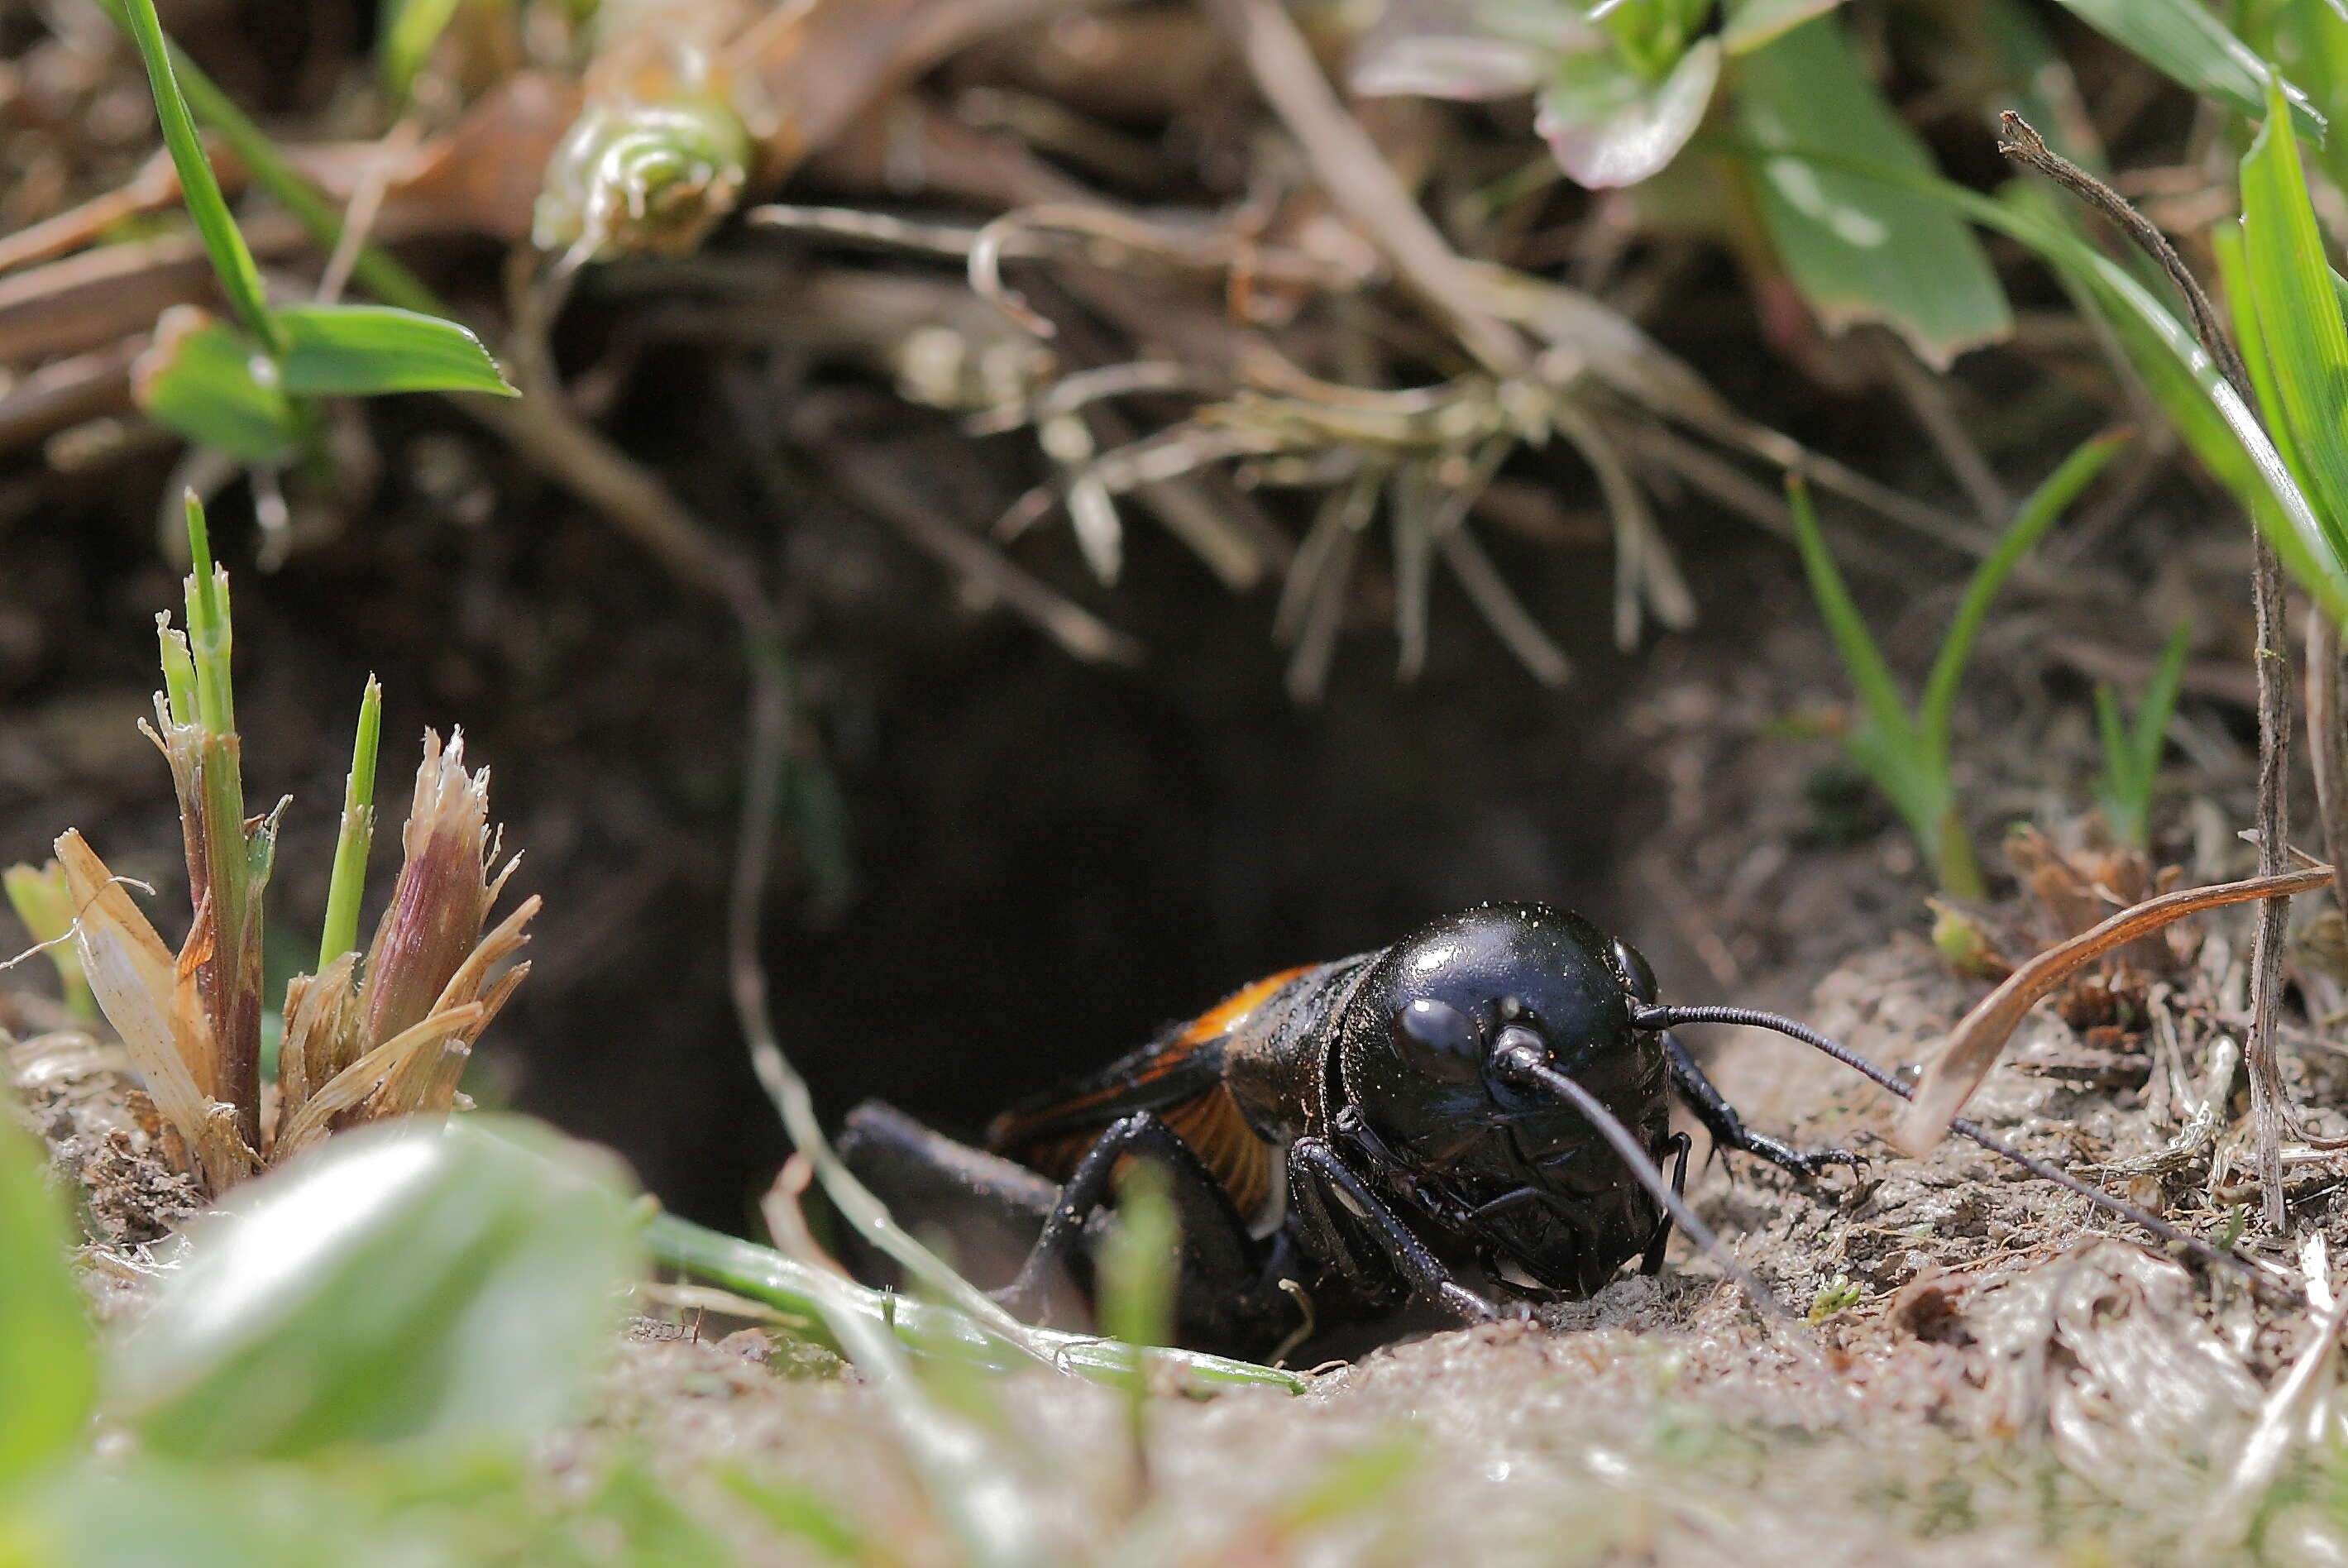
[
  {"x1": 642, "y1": 1213, "x2": 1305, "y2": 1394},
  {"x1": 274, "y1": 305, "x2": 516, "y2": 398},
  {"x1": 1733, "y1": 15, "x2": 2011, "y2": 369},
  {"x1": 2092, "y1": 684, "x2": 2135, "y2": 837},
  {"x1": 379, "y1": 0, "x2": 466, "y2": 103},
  {"x1": 318, "y1": 677, "x2": 383, "y2": 969},
  {"x1": 1785, "y1": 476, "x2": 1915, "y2": 750},
  {"x1": 93, "y1": 4, "x2": 443, "y2": 318},
  {"x1": 2239, "y1": 75, "x2": 2348, "y2": 567},
  {"x1": 2246, "y1": 0, "x2": 2348, "y2": 192},
  {"x1": 0, "y1": 1117, "x2": 96, "y2": 1489},
  {"x1": 182, "y1": 493, "x2": 235, "y2": 737},
  {"x1": 108, "y1": 0, "x2": 282, "y2": 354},
  {"x1": 2054, "y1": 0, "x2": 2323, "y2": 140},
  {"x1": 1918, "y1": 430, "x2": 2126, "y2": 765}
]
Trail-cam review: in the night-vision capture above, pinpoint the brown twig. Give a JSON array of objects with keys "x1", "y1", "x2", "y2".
[{"x1": 1998, "y1": 110, "x2": 2298, "y2": 1231}]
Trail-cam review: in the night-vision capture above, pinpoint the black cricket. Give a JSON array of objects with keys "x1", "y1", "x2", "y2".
[{"x1": 839, "y1": 901, "x2": 1863, "y2": 1355}]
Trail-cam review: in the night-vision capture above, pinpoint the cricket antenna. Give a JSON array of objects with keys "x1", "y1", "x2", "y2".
[{"x1": 1628, "y1": 1003, "x2": 2296, "y2": 1306}]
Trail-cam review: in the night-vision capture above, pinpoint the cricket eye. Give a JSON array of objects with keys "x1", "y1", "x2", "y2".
[{"x1": 1394, "y1": 997, "x2": 1482, "y2": 1083}]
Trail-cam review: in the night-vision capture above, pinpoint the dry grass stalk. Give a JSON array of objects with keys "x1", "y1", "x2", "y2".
[{"x1": 53, "y1": 728, "x2": 535, "y2": 1197}]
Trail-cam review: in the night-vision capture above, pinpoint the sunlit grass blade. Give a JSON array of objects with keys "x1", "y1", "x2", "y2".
[
  {"x1": 1097, "y1": 1161, "x2": 1177, "y2": 1503},
  {"x1": 2242, "y1": 0, "x2": 2348, "y2": 194},
  {"x1": 0, "y1": 1117, "x2": 95, "y2": 1489},
  {"x1": 1733, "y1": 15, "x2": 2011, "y2": 369},
  {"x1": 106, "y1": 0, "x2": 282, "y2": 353},
  {"x1": 2238, "y1": 75, "x2": 2348, "y2": 568},
  {"x1": 1785, "y1": 479, "x2": 1914, "y2": 754},
  {"x1": 318, "y1": 678, "x2": 382, "y2": 971},
  {"x1": 2054, "y1": 0, "x2": 2323, "y2": 140},
  {"x1": 274, "y1": 305, "x2": 516, "y2": 399},
  {"x1": 642, "y1": 1212, "x2": 1306, "y2": 1394}
]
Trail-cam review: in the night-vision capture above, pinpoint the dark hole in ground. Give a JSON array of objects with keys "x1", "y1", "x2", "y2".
[{"x1": 5, "y1": 293, "x2": 1968, "y2": 1234}]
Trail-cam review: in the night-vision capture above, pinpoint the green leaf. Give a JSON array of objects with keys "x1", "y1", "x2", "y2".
[
  {"x1": 112, "y1": 1117, "x2": 641, "y2": 1459},
  {"x1": 131, "y1": 306, "x2": 299, "y2": 463},
  {"x1": 1537, "y1": 37, "x2": 1720, "y2": 189},
  {"x1": 2237, "y1": 75, "x2": 2348, "y2": 569},
  {"x1": 274, "y1": 305, "x2": 516, "y2": 398},
  {"x1": 0, "y1": 1117, "x2": 94, "y2": 1489},
  {"x1": 4, "y1": 861, "x2": 94, "y2": 1022},
  {"x1": 1734, "y1": 16, "x2": 2012, "y2": 368},
  {"x1": 2054, "y1": 0, "x2": 2323, "y2": 141},
  {"x1": 1722, "y1": 0, "x2": 1848, "y2": 55},
  {"x1": 104, "y1": 0, "x2": 282, "y2": 353}
]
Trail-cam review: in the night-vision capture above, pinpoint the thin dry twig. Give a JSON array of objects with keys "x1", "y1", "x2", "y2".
[
  {"x1": 1999, "y1": 111, "x2": 2298, "y2": 1231},
  {"x1": 1201, "y1": 0, "x2": 1528, "y2": 379}
]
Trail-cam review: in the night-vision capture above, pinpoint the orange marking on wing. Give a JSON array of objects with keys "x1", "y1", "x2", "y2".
[{"x1": 987, "y1": 963, "x2": 1308, "y2": 1219}]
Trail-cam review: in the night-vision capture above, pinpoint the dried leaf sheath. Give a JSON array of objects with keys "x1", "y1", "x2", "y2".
[
  {"x1": 360, "y1": 729, "x2": 516, "y2": 1046},
  {"x1": 55, "y1": 830, "x2": 256, "y2": 1193}
]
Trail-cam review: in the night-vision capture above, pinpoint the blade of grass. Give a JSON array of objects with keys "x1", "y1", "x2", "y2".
[
  {"x1": 642, "y1": 1213, "x2": 1305, "y2": 1394},
  {"x1": 2053, "y1": 0, "x2": 2323, "y2": 140},
  {"x1": 2239, "y1": 75, "x2": 2348, "y2": 569},
  {"x1": 1785, "y1": 477, "x2": 1916, "y2": 758},
  {"x1": 89, "y1": 0, "x2": 441, "y2": 318},
  {"x1": 318, "y1": 677, "x2": 382, "y2": 970},
  {"x1": 1097, "y1": 1161, "x2": 1177, "y2": 1506},
  {"x1": 1918, "y1": 430, "x2": 2128, "y2": 767},
  {"x1": 2097, "y1": 623, "x2": 2191, "y2": 847},
  {"x1": 111, "y1": 0, "x2": 283, "y2": 354}
]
